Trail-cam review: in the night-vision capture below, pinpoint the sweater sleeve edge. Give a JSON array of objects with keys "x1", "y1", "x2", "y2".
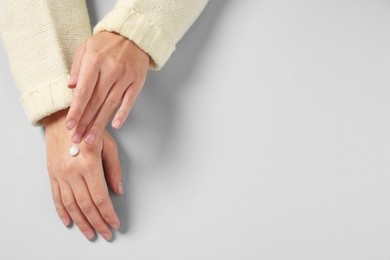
[
  {"x1": 93, "y1": 7, "x2": 176, "y2": 70},
  {"x1": 20, "y1": 75, "x2": 73, "y2": 126}
]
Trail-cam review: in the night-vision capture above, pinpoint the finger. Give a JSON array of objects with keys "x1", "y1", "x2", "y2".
[
  {"x1": 111, "y1": 81, "x2": 143, "y2": 129},
  {"x1": 50, "y1": 178, "x2": 72, "y2": 227},
  {"x1": 83, "y1": 162, "x2": 121, "y2": 230},
  {"x1": 66, "y1": 53, "x2": 100, "y2": 134},
  {"x1": 83, "y1": 79, "x2": 129, "y2": 144},
  {"x1": 72, "y1": 71, "x2": 118, "y2": 144},
  {"x1": 102, "y1": 133, "x2": 123, "y2": 194},
  {"x1": 68, "y1": 42, "x2": 87, "y2": 88},
  {"x1": 70, "y1": 175, "x2": 113, "y2": 241},
  {"x1": 60, "y1": 181, "x2": 95, "y2": 240}
]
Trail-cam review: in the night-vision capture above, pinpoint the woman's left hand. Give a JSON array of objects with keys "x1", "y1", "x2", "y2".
[{"x1": 66, "y1": 31, "x2": 149, "y2": 144}]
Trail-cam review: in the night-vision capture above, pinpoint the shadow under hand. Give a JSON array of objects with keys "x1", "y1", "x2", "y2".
[{"x1": 109, "y1": 130, "x2": 133, "y2": 234}]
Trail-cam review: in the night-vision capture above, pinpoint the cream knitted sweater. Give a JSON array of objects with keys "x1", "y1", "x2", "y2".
[{"x1": 0, "y1": 0, "x2": 208, "y2": 125}]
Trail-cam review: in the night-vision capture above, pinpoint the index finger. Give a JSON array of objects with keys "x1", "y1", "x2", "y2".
[
  {"x1": 68, "y1": 42, "x2": 87, "y2": 88},
  {"x1": 66, "y1": 54, "x2": 100, "y2": 133},
  {"x1": 83, "y1": 161, "x2": 120, "y2": 230}
]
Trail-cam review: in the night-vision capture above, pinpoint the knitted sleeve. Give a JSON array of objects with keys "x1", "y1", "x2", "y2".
[
  {"x1": 0, "y1": 0, "x2": 208, "y2": 125},
  {"x1": 0, "y1": 0, "x2": 92, "y2": 125},
  {"x1": 93, "y1": 0, "x2": 209, "y2": 69}
]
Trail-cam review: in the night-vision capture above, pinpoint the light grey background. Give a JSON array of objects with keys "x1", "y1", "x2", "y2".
[{"x1": 1, "y1": 0, "x2": 390, "y2": 259}]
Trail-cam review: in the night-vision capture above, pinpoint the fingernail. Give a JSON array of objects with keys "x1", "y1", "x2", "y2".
[
  {"x1": 101, "y1": 232, "x2": 112, "y2": 241},
  {"x1": 85, "y1": 133, "x2": 96, "y2": 144},
  {"x1": 66, "y1": 120, "x2": 76, "y2": 130},
  {"x1": 72, "y1": 133, "x2": 82, "y2": 144},
  {"x1": 112, "y1": 120, "x2": 121, "y2": 129},
  {"x1": 83, "y1": 231, "x2": 94, "y2": 240},
  {"x1": 117, "y1": 182, "x2": 124, "y2": 194},
  {"x1": 68, "y1": 75, "x2": 76, "y2": 85},
  {"x1": 111, "y1": 223, "x2": 120, "y2": 230},
  {"x1": 61, "y1": 217, "x2": 69, "y2": 226}
]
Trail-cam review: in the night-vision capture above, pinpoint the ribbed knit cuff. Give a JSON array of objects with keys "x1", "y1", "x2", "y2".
[
  {"x1": 20, "y1": 74, "x2": 73, "y2": 125},
  {"x1": 93, "y1": 6, "x2": 175, "y2": 70}
]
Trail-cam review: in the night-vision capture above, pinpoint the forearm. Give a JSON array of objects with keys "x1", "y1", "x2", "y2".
[
  {"x1": 93, "y1": 0, "x2": 209, "y2": 69},
  {"x1": 0, "y1": 0, "x2": 92, "y2": 125}
]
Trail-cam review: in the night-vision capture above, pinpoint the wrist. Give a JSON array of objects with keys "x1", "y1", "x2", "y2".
[
  {"x1": 42, "y1": 109, "x2": 72, "y2": 142},
  {"x1": 42, "y1": 109, "x2": 68, "y2": 128}
]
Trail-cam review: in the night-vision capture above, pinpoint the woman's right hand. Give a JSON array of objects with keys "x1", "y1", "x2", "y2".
[{"x1": 43, "y1": 109, "x2": 123, "y2": 241}]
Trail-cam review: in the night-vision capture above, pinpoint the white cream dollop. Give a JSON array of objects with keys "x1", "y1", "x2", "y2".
[{"x1": 69, "y1": 145, "x2": 80, "y2": 157}]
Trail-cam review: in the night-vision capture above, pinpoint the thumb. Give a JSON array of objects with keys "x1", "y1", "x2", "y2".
[
  {"x1": 68, "y1": 41, "x2": 87, "y2": 88},
  {"x1": 102, "y1": 132, "x2": 123, "y2": 195}
]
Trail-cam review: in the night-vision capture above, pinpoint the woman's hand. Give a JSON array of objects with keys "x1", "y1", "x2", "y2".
[
  {"x1": 44, "y1": 109, "x2": 123, "y2": 241},
  {"x1": 66, "y1": 31, "x2": 149, "y2": 144}
]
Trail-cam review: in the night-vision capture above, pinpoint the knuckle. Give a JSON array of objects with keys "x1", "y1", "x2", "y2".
[
  {"x1": 90, "y1": 51, "x2": 103, "y2": 64},
  {"x1": 60, "y1": 161, "x2": 76, "y2": 176},
  {"x1": 117, "y1": 64, "x2": 126, "y2": 74},
  {"x1": 106, "y1": 98, "x2": 118, "y2": 110},
  {"x1": 55, "y1": 204, "x2": 66, "y2": 214},
  {"x1": 88, "y1": 55, "x2": 99, "y2": 66},
  {"x1": 125, "y1": 66, "x2": 136, "y2": 78},
  {"x1": 93, "y1": 195, "x2": 108, "y2": 208},
  {"x1": 107, "y1": 58, "x2": 124, "y2": 73},
  {"x1": 110, "y1": 167, "x2": 121, "y2": 178},
  {"x1": 89, "y1": 97, "x2": 103, "y2": 110},
  {"x1": 85, "y1": 42, "x2": 100, "y2": 57},
  {"x1": 84, "y1": 161, "x2": 97, "y2": 173},
  {"x1": 93, "y1": 222, "x2": 107, "y2": 232},
  {"x1": 61, "y1": 161, "x2": 72, "y2": 172},
  {"x1": 83, "y1": 157, "x2": 94, "y2": 166},
  {"x1": 78, "y1": 200, "x2": 93, "y2": 214},
  {"x1": 74, "y1": 220, "x2": 90, "y2": 231},
  {"x1": 63, "y1": 199, "x2": 77, "y2": 211}
]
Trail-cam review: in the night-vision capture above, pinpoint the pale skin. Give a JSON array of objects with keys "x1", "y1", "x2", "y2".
[
  {"x1": 43, "y1": 31, "x2": 149, "y2": 240},
  {"x1": 44, "y1": 109, "x2": 122, "y2": 241},
  {"x1": 66, "y1": 31, "x2": 150, "y2": 144}
]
